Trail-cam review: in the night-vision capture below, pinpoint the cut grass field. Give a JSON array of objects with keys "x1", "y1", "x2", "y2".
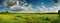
[{"x1": 0, "y1": 13, "x2": 60, "y2": 23}]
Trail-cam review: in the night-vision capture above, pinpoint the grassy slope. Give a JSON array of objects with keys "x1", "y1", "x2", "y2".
[{"x1": 0, "y1": 13, "x2": 60, "y2": 23}]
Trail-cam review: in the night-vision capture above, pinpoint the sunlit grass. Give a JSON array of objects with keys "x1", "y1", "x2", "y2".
[{"x1": 0, "y1": 13, "x2": 60, "y2": 23}]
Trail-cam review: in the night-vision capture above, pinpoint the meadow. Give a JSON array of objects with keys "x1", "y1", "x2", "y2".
[{"x1": 0, "y1": 13, "x2": 60, "y2": 23}]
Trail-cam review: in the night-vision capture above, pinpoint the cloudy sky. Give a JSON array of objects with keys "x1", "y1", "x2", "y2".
[{"x1": 0, "y1": 0, "x2": 60, "y2": 13}]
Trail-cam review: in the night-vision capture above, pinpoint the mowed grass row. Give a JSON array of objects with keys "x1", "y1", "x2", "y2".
[{"x1": 0, "y1": 13, "x2": 60, "y2": 23}]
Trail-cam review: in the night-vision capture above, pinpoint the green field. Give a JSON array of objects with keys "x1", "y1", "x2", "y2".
[{"x1": 0, "y1": 13, "x2": 60, "y2": 23}]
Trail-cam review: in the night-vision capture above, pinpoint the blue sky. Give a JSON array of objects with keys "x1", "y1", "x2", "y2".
[
  {"x1": 0, "y1": 0, "x2": 6, "y2": 12},
  {"x1": 0, "y1": 5, "x2": 7, "y2": 12},
  {"x1": 26, "y1": 0, "x2": 54, "y2": 8},
  {"x1": 0, "y1": 0, "x2": 60, "y2": 13}
]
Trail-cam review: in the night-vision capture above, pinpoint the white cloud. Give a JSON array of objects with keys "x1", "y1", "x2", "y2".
[
  {"x1": 8, "y1": 0, "x2": 35, "y2": 13},
  {"x1": 37, "y1": 5, "x2": 59, "y2": 13},
  {"x1": 4, "y1": 0, "x2": 60, "y2": 13}
]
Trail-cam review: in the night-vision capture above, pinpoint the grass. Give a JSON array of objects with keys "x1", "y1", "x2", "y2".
[{"x1": 0, "y1": 13, "x2": 60, "y2": 23}]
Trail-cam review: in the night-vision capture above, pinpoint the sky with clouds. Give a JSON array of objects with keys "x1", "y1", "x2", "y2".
[{"x1": 0, "y1": 0, "x2": 60, "y2": 13}]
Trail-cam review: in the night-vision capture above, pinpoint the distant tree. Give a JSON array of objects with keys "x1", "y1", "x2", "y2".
[
  {"x1": 58, "y1": 10, "x2": 60, "y2": 18},
  {"x1": 5, "y1": 11, "x2": 9, "y2": 13},
  {"x1": 0, "y1": 10, "x2": 9, "y2": 14}
]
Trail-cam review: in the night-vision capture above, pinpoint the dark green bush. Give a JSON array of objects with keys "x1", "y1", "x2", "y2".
[{"x1": 51, "y1": 19, "x2": 60, "y2": 23}]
